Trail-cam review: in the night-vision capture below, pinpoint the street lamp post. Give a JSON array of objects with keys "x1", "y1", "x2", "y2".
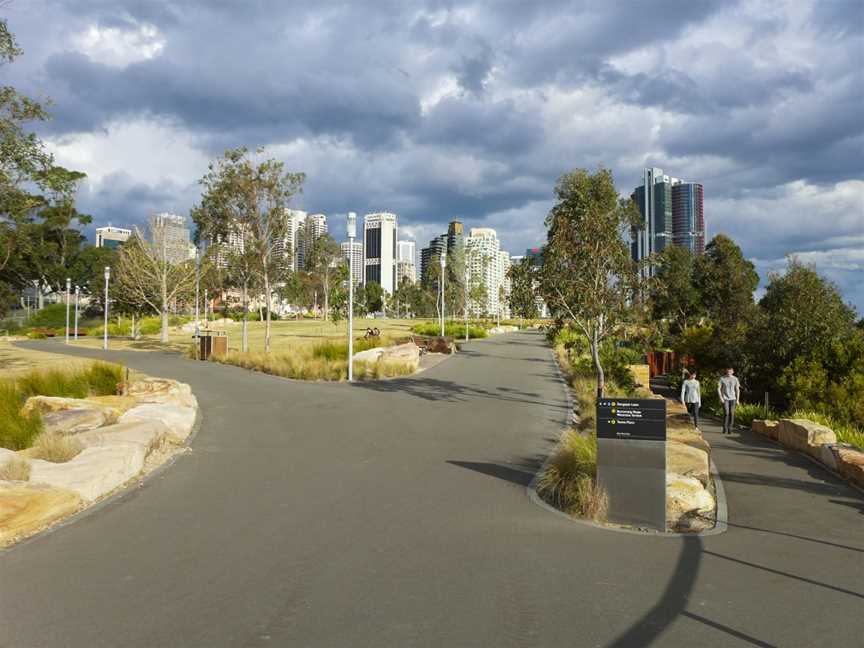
[
  {"x1": 347, "y1": 212, "x2": 357, "y2": 382},
  {"x1": 65, "y1": 278, "x2": 71, "y2": 344},
  {"x1": 194, "y1": 246, "x2": 200, "y2": 360},
  {"x1": 103, "y1": 266, "x2": 110, "y2": 351},
  {"x1": 74, "y1": 286, "x2": 79, "y2": 340},
  {"x1": 440, "y1": 252, "x2": 446, "y2": 337}
]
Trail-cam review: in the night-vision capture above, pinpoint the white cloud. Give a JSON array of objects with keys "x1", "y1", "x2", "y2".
[{"x1": 71, "y1": 23, "x2": 165, "y2": 67}]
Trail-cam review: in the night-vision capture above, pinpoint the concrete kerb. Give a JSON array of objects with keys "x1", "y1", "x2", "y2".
[
  {"x1": 0, "y1": 400, "x2": 203, "y2": 555},
  {"x1": 526, "y1": 346, "x2": 729, "y2": 537}
]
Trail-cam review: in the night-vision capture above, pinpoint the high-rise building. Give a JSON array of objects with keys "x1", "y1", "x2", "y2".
[
  {"x1": 631, "y1": 167, "x2": 706, "y2": 275},
  {"x1": 466, "y1": 227, "x2": 510, "y2": 317},
  {"x1": 95, "y1": 225, "x2": 131, "y2": 249},
  {"x1": 447, "y1": 220, "x2": 464, "y2": 252},
  {"x1": 341, "y1": 241, "x2": 363, "y2": 285},
  {"x1": 672, "y1": 183, "x2": 705, "y2": 255},
  {"x1": 149, "y1": 212, "x2": 191, "y2": 265},
  {"x1": 396, "y1": 240, "x2": 417, "y2": 286},
  {"x1": 363, "y1": 212, "x2": 398, "y2": 294},
  {"x1": 420, "y1": 234, "x2": 447, "y2": 286}
]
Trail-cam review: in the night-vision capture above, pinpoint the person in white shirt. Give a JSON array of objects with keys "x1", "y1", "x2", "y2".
[
  {"x1": 680, "y1": 371, "x2": 702, "y2": 430},
  {"x1": 718, "y1": 367, "x2": 741, "y2": 435}
]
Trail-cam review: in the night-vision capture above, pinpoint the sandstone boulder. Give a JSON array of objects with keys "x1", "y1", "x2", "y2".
[
  {"x1": 667, "y1": 441, "x2": 710, "y2": 486},
  {"x1": 667, "y1": 427, "x2": 711, "y2": 454},
  {"x1": 126, "y1": 378, "x2": 196, "y2": 408},
  {"x1": 836, "y1": 447, "x2": 864, "y2": 487},
  {"x1": 119, "y1": 404, "x2": 196, "y2": 442},
  {"x1": 41, "y1": 408, "x2": 109, "y2": 435},
  {"x1": 381, "y1": 342, "x2": 420, "y2": 368},
  {"x1": 0, "y1": 483, "x2": 82, "y2": 546},
  {"x1": 29, "y1": 444, "x2": 146, "y2": 502},
  {"x1": 751, "y1": 419, "x2": 780, "y2": 440},
  {"x1": 778, "y1": 419, "x2": 837, "y2": 455},
  {"x1": 666, "y1": 473, "x2": 715, "y2": 528},
  {"x1": 22, "y1": 396, "x2": 120, "y2": 424},
  {"x1": 75, "y1": 418, "x2": 172, "y2": 451},
  {"x1": 353, "y1": 347, "x2": 384, "y2": 364}
]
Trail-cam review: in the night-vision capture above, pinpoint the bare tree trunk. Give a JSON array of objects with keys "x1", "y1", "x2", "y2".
[
  {"x1": 590, "y1": 329, "x2": 605, "y2": 399},
  {"x1": 264, "y1": 271, "x2": 271, "y2": 352},
  {"x1": 323, "y1": 272, "x2": 329, "y2": 324},
  {"x1": 160, "y1": 271, "x2": 169, "y2": 343},
  {"x1": 242, "y1": 283, "x2": 249, "y2": 353}
]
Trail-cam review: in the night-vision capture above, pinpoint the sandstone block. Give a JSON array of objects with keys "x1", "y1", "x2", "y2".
[
  {"x1": 75, "y1": 419, "x2": 171, "y2": 451},
  {"x1": 778, "y1": 419, "x2": 837, "y2": 455},
  {"x1": 667, "y1": 428, "x2": 711, "y2": 454},
  {"x1": 22, "y1": 396, "x2": 120, "y2": 424},
  {"x1": 667, "y1": 441, "x2": 710, "y2": 486},
  {"x1": 127, "y1": 378, "x2": 195, "y2": 408},
  {"x1": 29, "y1": 444, "x2": 146, "y2": 502},
  {"x1": 836, "y1": 448, "x2": 864, "y2": 487},
  {"x1": 119, "y1": 404, "x2": 196, "y2": 442},
  {"x1": 0, "y1": 483, "x2": 82, "y2": 546},
  {"x1": 751, "y1": 419, "x2": 780, "y2": 440},
  {"x1": 380, "y1": 342, "x2": 420, "y2": 369},
  {"x1": 353, "y1": 347, "x2": 384, "y2": 363},
  {"x1": 666, "y1": 473, "x2": 715, "y2": 527},
  {"x1": 42, "y1": 408, "x2": 109, "y2": 435}
]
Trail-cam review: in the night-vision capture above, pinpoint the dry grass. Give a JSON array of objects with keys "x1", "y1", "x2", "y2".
[
  {"x1": 29, "y1": 432, "x2": 83, "y2": 463},
  {"x1": 0, "y1": 339, "x2": 92, "y2": 378},
  {"x1": 536, "y1": 429, "x2": 607, "y2": 521},
  {"x1": 0, "y1": 456, "x2": 31, "y2": 481},
  {"x1": 209, "y1": 348, "x2": 417, "y2": 381}
]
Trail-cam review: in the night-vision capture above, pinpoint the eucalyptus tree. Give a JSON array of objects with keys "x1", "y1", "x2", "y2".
[
  {"x1": 192, "y1": 147, "x2": 304, "y2": 352},
  {"x1": 539, "y1": 168, "x2": 640, "y2": 397}
]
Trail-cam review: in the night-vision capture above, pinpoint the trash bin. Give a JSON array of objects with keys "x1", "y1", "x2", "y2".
[{"x1": 198, "y1": 329, "x2": 228, "y2": 360}]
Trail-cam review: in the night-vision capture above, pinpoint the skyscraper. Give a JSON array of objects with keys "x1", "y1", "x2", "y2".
[
  {"x1": 363, "y1": 212, "x2": 398, "y2": 294},
  {"x1": 447, "y1": 220, "x2": 464, "y2": 252},
  {"x1": 341, "y1": 240, "x2": 363, "y2": 286},
  {"x1": 282, "y1": 209, "x2": 307, "y2": 271},
  {"x1": 95, "y1": 225, "x2": 131, "y2": 249},
  {"x1": 420, "y1": 234, "x2": 447, "y2": 286},
  {"x1": 396, "y1": 240, "x2": 417, "y2": 285},
  {"x1": 465, "y1": 227, "x2": 510, "y2": 317},
  {"x1": 631, "y1": 167, "x2": 706, "y2": 275},
  {"x1": 149, "y1": 212, "x2": 191, "y2": 265},
  {"x1": 672, "y1": 183, "x2": 705, "y2": 255}
]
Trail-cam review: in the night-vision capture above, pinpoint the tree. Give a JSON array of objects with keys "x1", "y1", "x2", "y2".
[
  {"x1": 539, "y1": 168, "x2": 640, "y2": 397},
  {"x1": 690, "y1": 234, "x2": 760, "y2": 372},
  {"x1": 306, "y1": 233, "x2": 342, "y2": 323},
  {"x1": 649, "y1": 245, "x2": 703, "y2": 336},
  {"x1": 192, "y1": 147, "x2": 304, "y2": 352},
  {"x1": 507, "y1": 256, "x2": 539, "y2": 319},
  {"x1": 328, "y1": 265, "x2": 349, "y2": 325},
  {"x1": 365, "y1": 282, "x2": 384, "y2": 313},
  {"x1": 113, "y1": 226, "x2": 197, "y2": 342},
  {"x1": 352, "y1": 282, "x2": 368, "y2": 317}
]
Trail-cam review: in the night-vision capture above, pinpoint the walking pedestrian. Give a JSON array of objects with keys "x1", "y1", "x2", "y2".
[
  {"x1": 680, "y1": 371, "x2": 701, "y2": 430},
  {"x1": 718, "y1": 367, "x2": 741, "y2": 434}
]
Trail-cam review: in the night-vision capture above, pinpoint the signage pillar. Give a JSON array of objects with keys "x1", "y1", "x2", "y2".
[{"x1": 596, "y1": 398, "x2": 667, "y2": 531}]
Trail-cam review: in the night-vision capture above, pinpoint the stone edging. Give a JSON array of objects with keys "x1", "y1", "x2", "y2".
[{"x1": 525, "y1": 347, "x2": 728, "y2": 537}]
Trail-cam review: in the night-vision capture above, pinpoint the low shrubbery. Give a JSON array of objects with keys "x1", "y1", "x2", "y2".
[
  {"x1": 311, "y1": 336, "x2": 389, "y2": 362},
  {"x1": 208, "y1": 348, "x2": 415, "y2": 381},
  {"x1": 536, "y1": 429, "x2": 607, "y2": 520},
  {"x1": 0, "y1": 362, "x2": 123, "y2": 451},
  {"x1": 411, "y1": 322, "x2": 488, "y2": 339}
]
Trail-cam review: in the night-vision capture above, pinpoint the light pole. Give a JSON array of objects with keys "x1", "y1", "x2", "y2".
[
  {"x1": 464, "y1": 263, "x2": 469, "y2": 342},
  {"x1": 65, "y1": 277, "x2": 71, "y2": 344},
  {"x1": 74, "y1": 285, "x2": 79, "y2": 340},
  {"x1": 439, "y1": 252, "x2": 446, "y2": 337},
  {"x1": 194, "y1": 246, "x2": 200, "y2": 359},
  {"x1": 103, "y1": 266, "x2": 110, "y2": 351},
  {"x1": 347, "y1": 212, "x2": 357, "y2": 382}
]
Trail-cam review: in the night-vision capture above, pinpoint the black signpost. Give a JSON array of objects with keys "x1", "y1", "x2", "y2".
[{"x1": 596, "y1": 398, "x2": 667, "y2": 530}]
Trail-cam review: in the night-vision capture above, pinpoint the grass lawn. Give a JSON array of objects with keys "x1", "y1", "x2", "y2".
[
  {"x1": 67, "y1": 317, "x2": 430, "y2": 355},
  {"x1": 0, "y1": 339, "x2": 94, "y2": 377}
]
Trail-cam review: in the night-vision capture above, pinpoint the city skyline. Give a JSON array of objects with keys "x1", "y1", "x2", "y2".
[{"x1": 8, "y1": 1, "x2": 862, "y2": 310}]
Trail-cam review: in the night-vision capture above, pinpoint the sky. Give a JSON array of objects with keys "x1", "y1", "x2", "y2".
[{"x1": 5, "y1": 0, "x2": 864, "y2": 311}]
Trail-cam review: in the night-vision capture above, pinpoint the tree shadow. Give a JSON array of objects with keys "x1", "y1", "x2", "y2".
[{"x1": 446, "y1": 460, "x2": 540, "y2": 487}]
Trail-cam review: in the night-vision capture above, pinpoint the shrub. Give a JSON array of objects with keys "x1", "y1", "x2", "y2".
[
  {"x1": 0, "y1": 455, "x2": 31, "y2": 481},
  {"x1": 411, "y1": 322, "x2": 487, "y2": 339},
  {"x1": 29, "y1": 432, "x2": 83, "y2": 463},
  {"x1": 27, "y1": 330, "x2": 47, "y2": 339},
  {"x1": 25, "y1": 304, "x2": 68, "y2": 328},
  {"x1": 735, "y1": 403, "x2": 778, "y2": 428},
  {"x1": 0, "y1": 382, "x2": 42, "y2": 450},
  {"x1": 0, "y1": 318, "x2": 22, "y2": 333},
  {"x1": 312, "y1": 336, "x2": 389, "y2": 361},
  {"x1": 83, "y1": 362, "x2": 123, "y2": 395},
  {"x1": 138, "y1": 317, "x2": 162, "y2": 335},
  {"x1": 17, "y1": 368, "x2": 90, "y2": 399},
  {"x1": 536, "y1": 430, "x2": 606, "y2": 520}
]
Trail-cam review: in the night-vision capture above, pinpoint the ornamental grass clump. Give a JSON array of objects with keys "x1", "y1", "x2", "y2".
[
  {"x1": 0, "y1": 382, "x2": 42, "y2": 451},
  {"x1": 536, "y1": 430, "x2": 607, "y2": 521},
  {"x1": 29, "y1": 432, "x2": 83, "y2": 463},
  {"x1": 0, "y1": 455, "x2": 31, "y2": 481}
]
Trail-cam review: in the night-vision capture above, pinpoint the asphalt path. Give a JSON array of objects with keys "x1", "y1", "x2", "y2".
[{"x1": 1, "y1": 332, "x2": 862, "y2": 647}]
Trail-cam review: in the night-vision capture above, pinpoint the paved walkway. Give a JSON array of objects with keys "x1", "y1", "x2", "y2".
[{"x1": 1, "y1": 332, "x2": 861, "y2": 647}]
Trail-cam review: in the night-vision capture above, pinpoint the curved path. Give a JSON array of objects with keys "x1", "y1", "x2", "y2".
[{"x1": 2, "y1": 332, "x2": 862, "y2": 647}]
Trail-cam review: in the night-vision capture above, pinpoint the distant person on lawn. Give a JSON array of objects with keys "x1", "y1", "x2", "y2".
[
  {"x1": 718, "y1": 367, "x2": 741, "y2": 435},
  {"x1": 680, "y1": 371, "x2": 701, "y2": 429}
]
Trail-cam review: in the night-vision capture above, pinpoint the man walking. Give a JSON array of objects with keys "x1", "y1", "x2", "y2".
[
  {"x1": 680, "y1": 371, "x2": 701, "y2": 430},
  {"x1": 718, "y1": 367, "x2": 741, "y2": 434}
]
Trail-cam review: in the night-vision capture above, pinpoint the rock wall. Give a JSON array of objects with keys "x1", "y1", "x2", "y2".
[
  {"x1": 664, "y1": 398, "x2": 715, "y2": 532},
  {"x1": 752, "y1": 418, "x2": 864, "y2": 489},
  {"x1": 0, "y1": 377, "x2": 199, "y2": 546}
]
